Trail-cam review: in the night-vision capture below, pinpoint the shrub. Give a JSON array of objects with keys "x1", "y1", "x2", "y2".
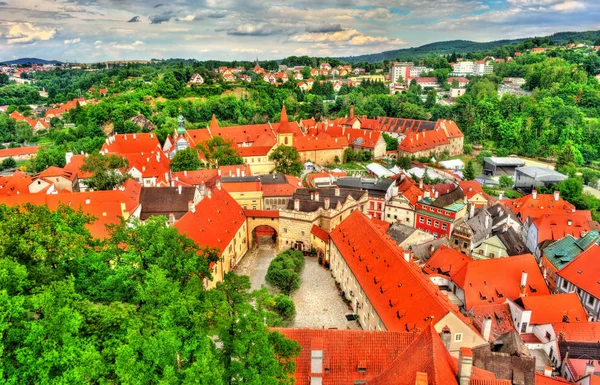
[
  {"x1": 265, "y1": 249, "x2": 305, "y2": 295},
  {"x1": 273, "y1": 294, "x2": 296, "y2": 320}
]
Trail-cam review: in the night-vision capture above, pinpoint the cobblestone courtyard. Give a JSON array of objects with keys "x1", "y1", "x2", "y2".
[{"x1": 235, "y1": 238, "x2": 359, "y2": 330}]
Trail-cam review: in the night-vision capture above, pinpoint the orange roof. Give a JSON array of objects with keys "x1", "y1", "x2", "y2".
[
  {"x1": 345, "y1": 129, "x2": 381, "y2": 149},
  {"x1": 0, "y1": 145, "x2": 39, "y2": 158},
  {"x1": 396, "y1": 176, "x2": 430, "y2": 206},
  {"x1": 311, "y1": 224, "x2": 329, "y2": 242},
  {"x1": 172, "y1": 170, "x2": 218, "y2": 187},
  {"x1": 218, "y1": 164, "x2": 251, "y2": 177},
  {"x1": 261, "y1": 178, "x2": 300, "y2": 197},
  {"x1": 276, "y1": 328, "x2": 415, "y2": 385},
  {"x1": 519, "y1": 293, "x2": 588, "y2": 324},
  {"x1": 452, "y1": 254, "x2": 550, "y2": 310},
  {"x1": 221, "y1": 180, "x2": 262, "y2": 193},
  {"x1": 424, "y1": 245, "x2": 473, "y2": 277},
  {"x1": 398, "y1": 128, "x2": 450, "y2": 153},
  {"x1": 294, "y1": 133, "x2": 348, "y2": 152},
  {"x1": 64, "y1": 154, "x2": 94, "y2": 179},
  {"x1": 174, "y1": 187, "x2": 246, "y2": 254},
  {"x1": 124, "y1": 152, "x2": 171, "y2": 179},
  {"x1": 244, "y1": 209, "x2": 278, "y2": 218},
  {"x1": 330, "y1": 210, "x2": 464, "y2": 332},
  {"x1": 276, "y1": 106, "x2": 295, "y2": 134},
  {"x1": 459, "y1": 180, "x2": 485, "y2": 199},
  {"x1": 502, "y1": 193, "x2": 575, "y2": 221},
  {"x1": 470, "y1": 303, "x2": 515, "y2": 340},
  {"x1": 0, "y1": 171, "x2": 33, "y2": 196},
  {"x1": 370, "y1": 325, "x2": 510, "y2": 385},
  {"x1": 101, "y1": 133, "x2": 162, "y2": 155},
  {"x1": 37, "y1": 166, "x2": 76, "y2": 181},
  {"x1": 558, "y1": 244, "x2": 600, "y2": 299},
  {"x1": 552, "y1": 322, "x2": 600, "y2": 342},
  {"x1": 183, "y1": 129, "x2": 212, "y2": 147},
  {"x1": 533, "y1": 212, "x2": 592, "y2": 243},
  {"x1": 238, "y1": 146, "x2": 272, "y2": 157},
  {"x1": 534, "y1": 373, "x2": 573, "y2": 385}
]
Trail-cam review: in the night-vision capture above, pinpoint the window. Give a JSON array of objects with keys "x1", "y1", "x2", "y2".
[
  {"x1": 562, "y1": 279, "x2": 569, "y2": 289},
  {"x1": 463, "y1": 242, "x2": 468, "y2": 249},
  {"x1": 419, "y1": 217, "x2": 424, "y2": 224},
  {"x1": 520, "y1": 322, "x2": 528, "y2": 333},
  {"x1": 434, "y1": 221, "x2": 439, "y2": 228},
  {"x1": 454, "y1": 333, "x2": 463, "y2": 342},
  {"x1": 454, "y1": 239, "x2": 459, "y2": 245},
  {"x1": 442, "y1": 223, "x2": 447, "y2": 230},
  {"x1": 427, "y1": 219, "x2": 432, "y2": 225},
  {"x1": 433, "y1": 233, "x2": 438, "y2": 239},
  {"x1": 588, "y1": 296, "x2": 596, "y2": 307}
]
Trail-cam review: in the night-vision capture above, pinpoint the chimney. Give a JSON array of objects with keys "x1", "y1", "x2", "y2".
[
  {"x1": 121, "y1": 202, "x2": 129, "y2": 220},
  {"x1": 532, "y1": 189, "x2": 538, "y2": 200},
  {"x1": 415, "y1": 372, "x2": 427, "y2": 385},
  {"x1": 485, "y1": 213, "x2": 490, "y2": 229},
  {"x1": 199, "y1": 182, "x2": 206, "y2": 196},
  {"x1": 419, "y1": 179, "x2": 423, "y2": 189},
  {"x1": 418, "y1": 195, "x2": 423, "y2": 201},
  {"x1": 567, "y1": 219, "x2": 572, "y2": 226},
  {"x1": 543, "y1": 366, "x2": 552, "y2": 377},
  {"x1": 499, "y1": 191, "x2": 504, "y2": 200},
  {"x1": 403, "y1": 251, "x2": 410, "y2": 263},
  {"x1": 236, "y1": 168, "x2": 240, "y2": 177},
  {"x1": 216, "y1": 180, "x2": 222, "y2": 190},
  {"x1": 85, "y1": 198, "x2": 91, "y2": 204},
  {"x1": 469, "y1": 203, "x2": 475, "y2": 219},
  {"x1": 315, "y1": 191, "x2": 320, "y2": 201},
  {"x1": 218, "y1": 169, "x2": 222, "y2": 176},
  {"x1": 294, "y1": 198, "x2": 300, "y2": 211},
  {"x1": 156, "y1": 152, "x2": 160, "y2": 162},
  {"x1": 178, "y1": 185, "x2": 182, "y2": 195},
  {"x1": 189, "y1": 201, "x2": 195, "y2": 213},
  {"x1": 554, "y1": 190, "x2": 560, "y2": 202},
  {"x1": 168, "y1": 213, "x2": 175, "y2": 225},
  {"x1": 434, "y1": 190, "x2": 439, "y2": 199},
  {"x1": 324, "y1": 197, "x2": 330, "y2": 210},
  {"x1": 458, "y1": 348, "x2": 473, "y2": 385},
  {"x1": 520, "y1": 271, "x2": 528, "y2": 297},
  {"x1": 65, "y1": 152, "x2": 73, "y2": 165},
  {"x1": 482, "y1": 317, "x2": 492, "y2": 342},
  {"x1": 207, "y1": 188, "x2": 212, "y2": 199},
  {"x1": 543, "y1": 268, "x2": 547, "y2": 280},
  {"x1": 335, "y1": 187, "x2": 340, "y2": 196},
  {"x1": 184, "y1": 170, "x2": 187, "y2": 176},
  {"x1": 585, "y1": 361, "x2": 595, "y2": 376},
  {"x1": 133, "y1": 134, "x2": 137, "y2": 140}
]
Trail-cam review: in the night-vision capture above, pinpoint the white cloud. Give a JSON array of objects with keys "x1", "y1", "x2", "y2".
[
  {"x1": 231, "y1": 48, "x2": 263, "y2": 53},
  {"x1": 133, "y1": 40, "x2": 144, "y2": 46},
  {"x1": 64, "y1": 38, "x2": 81, "y2": 45},
  {"x1": 552, "y1": 1, "x2": 585, "y2": 12},
  {"x1": 95, "y1": 40, "x2": 102, "y2": 46},
  {"x1": 5, "y1": 22, "x2": 56, "y2": 44},
  {"x1": 111, "y1": 40, "x2": 144, "y2": 50}
]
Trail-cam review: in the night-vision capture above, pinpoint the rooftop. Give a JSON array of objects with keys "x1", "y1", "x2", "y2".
[
  {"x1": 483, "y1": 157, "x2": 526, "y2": 167},
  {"x1": 558, "y1": 244, "x2": 600, "y2": 299}
]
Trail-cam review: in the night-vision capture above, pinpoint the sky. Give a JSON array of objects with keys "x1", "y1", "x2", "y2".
[{"x1": 0, "y1": 0, "x2": 599, "y2": 62}]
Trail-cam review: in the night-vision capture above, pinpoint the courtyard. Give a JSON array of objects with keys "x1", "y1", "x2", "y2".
[{"x1": 235, "y1": 236, "x2": 359, "y2": 330}]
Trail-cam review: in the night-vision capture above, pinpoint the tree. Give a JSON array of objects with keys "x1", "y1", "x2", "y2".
[
  {"x1": 556, "y1": 143, "x2": 583, "y2": 170},
  {"x1": 269, "y1": 145, "x2": 303, "y2": 176},
  {"x1": 81, "y1": 153, "x2": 129, "y2": 191},
  {"x1": 499, "y1": 175, "x2": 514, "y2": 188},
  {"x1": 198, "y1": 136, "x2": 243, "y2": 167},
  {"x1": 397, "y1": 156, "x2": 411, "y2": 170},
  {"x1": 425, "y1": 89, "x2": 437, "y2": 108},
  {"x1": 171, "y1": 147, "x2": 202, "y2": 172},
  {"x1": 463, "y1": 160, "x2": 476, "y2": 180},
  {"x1": 1, "y1": 157, "x2": 16, "y2": 170},
  {"x1": 557, "y1": 177, "x2": 583, "y2": 203},
  {"x1": 343, "y1": 148, "x2": 356, "y2": 163},
  {"x1": 382, "y1": 133, "x2": 399, "y2": 152}
]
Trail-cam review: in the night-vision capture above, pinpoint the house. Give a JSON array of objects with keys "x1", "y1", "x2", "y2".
[
  {"x1": 280, "y1": 187, "x2": 368, "y2": 252},
  {"x1": 274, "y1": 72, "x2": 288, "y2": 83},
  {"x1": 439, "y1": 159, "x2": 465, "y2": 171},
  {"x1": 187, "y1": 73, "x2": 204, "y2": 86},
  {"x1": 447, "y1": 77, "x2": 470, "y2": 87},
  {"x1": 525, "y1": 210, "x2": 593, "y2": 255},
  {"x1": 260, "y1": 173, "x2": 302, "y2": 210},
  {"x1": 310, "y1": 68, "x2": 319, "y2": 77},
  {"x1": 0, "y1": 145, "x2": 39, "y2": 161},
  {"x1": 459, "y1": 180, "x2": 495, "y2": 208},
  {"x1": 174, "y1": 183, "x2": 248, "y2": 289},
  {"x1": 101, "y1": 132, "x2": 162, "y2": 156},
  {"x1": 514, "y1": 166, "x2": 568, "y2": 192},
  {"x1": 556, "y1": 244, "x2": 600, "y2": 321},
  {"x1": 539, "y1": 230, "x2": 600, "y2": 291},
  {"x1": 415, "y1": 186, "x2": 467, "y2": 238},
  {"x1": 123, "y1": 151, "x2": 171, "y2": 187},
  {"x1": 293, "y1": 72, "x2": 303, "y2": 80},
  {"x1": 335, "y1": 177, "x2": 395, "y2": 221},
  {"x1": 551, "y1": 322, "x2": 600, "y2": 373},
  {"x1": 415, "y1": 77, "x2": 439, "y2": 88},
  {"x1": 319, "y1": 62, "x2": 331, "y2": 71},
  {"x1": 63, "y1": 153, "x2": 94, "y2": 191},
  {"x1": 384, "y1": 175, "x2": 430, "y2": 227},
  {"x1": 386, "y1": 222, "x2": 435, "y2": 248},
  {"x1": 221, "y1": 176, "x2": 264, "y2": 210},
  {"x1": 0, "y1": 171, "x2": 34, "y2": 196},
  {"x1": 139, "y1": 186, "x2": 202, "y2": 221},
  {"x1": 297, "y1": 81, "x2": 308, "y2": 91},
  {"x1": 32, "y1": 166, "x2": 79, "y2": 192},
  {"x1": 222, "y1": 71, "x2": 236, "y2": 82},
  {"x1": 329, "y1": 211, "x2": 487, "y2": 353}
]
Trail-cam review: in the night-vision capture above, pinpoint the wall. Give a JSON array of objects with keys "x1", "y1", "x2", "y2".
[
  {"x1": 435, "y1": 312, "x2": 486, "y2": 355},
  {"x1": 206, "y1": 221, "x2": 248, "y2": 290},
  {"x1": 384, "y1": 196, "x2": 416, "y2": 227},
  {"x1": 298, "y1": 148, "x2": 344, "y2": 166},
  {"x1": 472, "y1": 236, "x2": 509, "y2": 259},
  {"x1": 243, "y1": 155, "x2": 275, "y2": 175},
  {"x1": 228, "y1": 190, "x2": 264, "y2": 210}
]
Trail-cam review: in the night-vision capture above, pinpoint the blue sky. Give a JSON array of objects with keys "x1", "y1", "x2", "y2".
[{"x1": 0, "y1": 0, "x2": 598, "y2": 62}]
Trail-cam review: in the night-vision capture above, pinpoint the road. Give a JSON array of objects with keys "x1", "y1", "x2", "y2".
[{"x1": 234, "y1": 237, "x2": 276, "y2": 291}]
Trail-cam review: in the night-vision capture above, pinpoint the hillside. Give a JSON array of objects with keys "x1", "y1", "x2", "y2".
[
  {"x1": 1, "y1": 58, "x2": 63, "y2": 65},
  {"x1": 339, "y1": 30, "x2": 600, "y2": 63}
]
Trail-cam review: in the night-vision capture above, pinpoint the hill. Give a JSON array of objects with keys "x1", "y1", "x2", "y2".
[
  {"x1": 338, "y1": 30, "x2": 600, "y2": 63},
  {"x1": 1, "y1": 58, "x2": 63, "y2": 65}
]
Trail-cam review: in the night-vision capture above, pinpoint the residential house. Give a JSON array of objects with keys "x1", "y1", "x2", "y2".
[
  {"x1": 335, "y1": 177, "x2": 395, "y2": 220},
  {"x1": 415, "y1": 77, "x2": 439, "y2": 88},
  {"x1": 525, "y1": 210, "x2": 593, "y2": 256},
  {"x1": 187, "y1": 73, "x2": 204, "y2": 86},
  {"x1": 221, "y1": 176, "x2": 264, "y2": 210},
  {"x1": 329, "y1": 211, "x2": 487, "y2": 354},
  {"x1": 139, "y1": 186, "x2": 202, "y2": 221},
  {"x1": 384, "y1": 175, "x2": 430, "y2": 227},
  {"x1": 551, "y1": 322, "x2": 600, "y2": 376},
  {"x1": 416, "y1": 187, "x2": 467, "y2": 239},
  {"x1": 174, "y1": 184, "x2": 248, "y2": 289},
  {"x1": 459, "y1": 180, "x2": 495, "y2": 208},
  {"x1": 556, "y1": 244, "x2": 600, "y2": 321},
  {"x1": 387, "y1": 222, "x2": 435, "y2": 249},
  {"x1": 31, "y1": 166, "x2": 79, "y2": 192},
  {"x1": 63, "y1": 153, "x2": 93, "y2": 191},
  {"x1": 319, "y1": 62, "x2": 331, "y2": 71},
  {"x1": 0, "y1": 145, "x2": 39, "y2": 162}
]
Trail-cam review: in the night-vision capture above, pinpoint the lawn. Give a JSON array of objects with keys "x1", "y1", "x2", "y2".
[{"x1": 450, "y1": 154, "x2": 483, "y2": 176}]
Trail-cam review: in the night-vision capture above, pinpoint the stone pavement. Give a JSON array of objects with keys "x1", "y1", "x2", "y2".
[
  {"x1": 289, "y1": 255, "x2": 360, "y2": 330},
  {"x1": 234, "y1": 237, "x2": 276, "y2": 291}
]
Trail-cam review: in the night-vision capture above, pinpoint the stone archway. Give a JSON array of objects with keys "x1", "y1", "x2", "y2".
[{"x1": 252, "y1": 225, "x2": 278, "y2": 247}]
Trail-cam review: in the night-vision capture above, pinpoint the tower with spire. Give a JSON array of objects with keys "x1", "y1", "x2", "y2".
[{"x1": 276, "y1": 105, "x2": 294, "y2": 147}]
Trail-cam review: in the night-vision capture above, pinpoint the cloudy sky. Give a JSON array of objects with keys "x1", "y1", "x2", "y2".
[{"x1": 0, "y1": 0, "x2": 598, "y2": 62}]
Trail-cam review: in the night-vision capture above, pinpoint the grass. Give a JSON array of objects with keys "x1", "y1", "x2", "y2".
[{"x1": 450, "y1": 154, "x2": 483, "y2": 176}]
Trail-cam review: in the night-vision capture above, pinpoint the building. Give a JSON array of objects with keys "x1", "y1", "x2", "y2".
[
  {"x1": 0, "y1": 145, "x2": 39, "y2": 162},
  {"x1": 515, "y1": 166, "x2": 568, "y2": 192},
  {"x1": 389, "y1": 62, "x2": 413, "y2": 83},
  {"x1": 279, "y1": 187, "x2": 368, "y2": 252},
  {"x1": 31, "y1": 166, "x2": 79, "y2": 192},
  {"x1": 483, "y1": 157, "x2": 526, "y2": 176},
  {"x1": 329, "y1": 211, "x2": 486, "y2": 353},
  {"x1": 334, "y1": 177, "x2": 395, "y2": 220},
  {"x1": 384, "y1": 175, "x2": 430, "y2": 227},
  {"x1": 139, "y1": 186, "x2": 202, "y2": 221},
  {"x1": 187, "y1": 73, "x2": 204, "y2": 86},
  {"x1": 556, "y1": 244, "x2": 600, "y2": 321},
  {"x1": 415, "y1": 187, "x2": 467, "y2": 239},
  {"x1": 525, "y1": 211, "x2": 593, "y2": 255},
  {"x1": 221, "y1": 176, "x2": 264, "y2": 210},
  {"x1": 174, "y1": 184, "x2": 248, "y2": 289},
  {"x1": 414, "y1": 77, "x2": 439, "y2": 88},
  {"x1": 452, "y1": 61, "x2": 493, "y2": 76}
]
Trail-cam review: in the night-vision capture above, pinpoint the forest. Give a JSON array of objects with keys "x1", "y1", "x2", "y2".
[{"x1": 0, "y1": 204, "x2": 300, "y2": 384}]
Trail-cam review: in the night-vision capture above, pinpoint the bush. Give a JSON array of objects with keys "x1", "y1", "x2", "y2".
[
  {"x1": 273, "y1": 294, "x2": 296, "y2": 320},
  {"x1": 265, "y1": 249, "x2": 305, "y2": 295}
]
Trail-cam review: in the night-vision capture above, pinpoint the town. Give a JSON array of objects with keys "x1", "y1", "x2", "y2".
[{"x1": 3, "y1": 5, "x2": 600, "y2": 383}]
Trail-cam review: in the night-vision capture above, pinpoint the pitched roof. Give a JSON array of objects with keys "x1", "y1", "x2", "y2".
[
  {"x1": 558, "y1": 244, "x2": 600, "y2": 299},
  {"x1": 330, "y1": 211, "x2": 464, "y2": 332},
  {"x1": 0, "y1": 171, "x2": 33, "y2": 196},
  {"x1": 517, "y1": 293, "x2": 588, "y2": 324},
  {"x1": 0, "y1": 145, "x2": 39, "y2": 158},
  {"x1": 276, "y1": 328, "x2": 415, "y2": 385},
  {"x1": 470, "y1": 303, "x2": 515, "y2": 340},
  {"x1": 139, "y1": 186, "x2": 197, "y2": 220},
  {"x1": 398, "y1": 128, "x2": 450, "y2": 153},
  {"x1": 174, "y1": 187, "x2": 246, "y2": 254},
  {"x1": 287, "y1": 187, "x2": 366, "y2": 212},
  {"x1": 409, "y1": 238, "x2": 451, "y2": 262},
  {"x1": 542, "y1": 230, "x2": 600, "y2": 270},
  {"x1": 534, "y1": 373, "x2": 573, "y2": 385},
  {"x1": 424, "y1": 245, "x2": 473, "y2": 277},
  {"x1": 311, "y1": 224, "x2": 329, "y2": 242},
  {"x1": 63, "y1": 154, "x2": 94, "y2": 179},
  {"x1": 101, "y1": 133, "x2": 162, "y2": 155},
  {"x1": 502, "y1": 193, "x2": 575, "y2": 222},
  {"x1": 451, "y1": 254, "x2": 550, "y2": 310},
  {"x1": 172, "y1": 170, "x2": 219, "y2": 187},
  {"x1": 552, "y1": 322, "x2": 600, "y2": 342},
  {"x1": 533, "y1": 212, "x2": 593, "y2": 244},
  {"x1": 36, "y1": 166, "x2": 76, "y2": 181},
  {"x1": 294, "y1": 133, "x2": 348, "y2": 152}
]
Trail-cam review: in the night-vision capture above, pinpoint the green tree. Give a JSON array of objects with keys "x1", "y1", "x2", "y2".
[
  {"x1": 556, "y1": 143, "x2": 583, "y2": 170},
  {"x1": 557, "y1": 177, "x2": 583, "y2": 203},
  {"x1": 269, "y1": 145, "x2": 303, "y2": 176},
  {"x1": 1, "y1": 157, "x2": 17, "y2": 170},
  {"x1": 198, "y1": 136, "x2": 243, "y2": 167},
  {"x1": 81, "y1": 153, "x2": 130, "y2": 191},
  {"x1": 382, "y1": 133, "x2": 399, "y2": 151},
  {"x1": 463, "y1": 160, "x2": 476, "y2": 180},
  {"x1": 499, "y1": 175, "x2": 514, "y2": 188},
  {"x1": 171, "y1": 147, "x2": 202, "y2": 172}
]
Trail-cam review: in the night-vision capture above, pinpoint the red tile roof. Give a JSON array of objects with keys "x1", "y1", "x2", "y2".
[
  {"x1": 370, "y1": 325, "x2": 509, "y2": 385},
  {"x1": 519, "y1": 293, "x2": 588, "y2": 324},
  {"x1": 533, "y1": 373, "x2": 574, "y2": 385},
  {"x1": 424, "y1": 245, "x2": 473, "y2": 277},
  {"x1": 64, "y1": 154, "x2": 94, "y2": 179},
  {"x1": 276, "y1": 328, "x2": 416, "y2": 385},
  {"x1": 311, "y1": 224, "x2": 329, "y2": 242},
  {"x1": 470, "y1": 303, "x2": 514, "y2": 340},
  {"x1": 502, "y1": 193, "x2": 575, "y2": 222},
  {"x1": 218, "y1": 164, "x2": 252, "y2": 177},
  {"x1": 331, "y1": 211, "x2": 465, "y2": 332},
  {"x1": 451, "y1": 254, "x2": 550, "y2": 310},
  {"x1": 294, "y1": 133, "x2": 348, "y2": 151},
  {"x1": 345, "y1": 129, "x2": 382, "y2": 149},
  {"x1": 172, "y1": 170, "x2": 218, "y2": 187},
  {"x1": 221, "y1": 180, "x2": 262, "y2": 193},
  {"x1": 398, "y1": 128, "x2": 450, "y2": 153},
  {"x1": 552, "y1": 321, "x2": 600, "y2": 342},
  {"x1": 0, "y1": 145, "x2": 39, "y2": 158},
  {"x1": 0, "y1": 171, "x2": 33, "y2": 196},
  {"x1": 238, "y1": 146, "x2": 272, "y2": 157},
  {"x1": 244, "y1": 209, "x2": 278, "y2": 218},
  {"x1": 396, "y1": 176, "x2": 430, "y2": 206},
  {"x1": 533, "y1": 212, "x2": 593, "y2": 243},
  {"x1": 558, "y1": 244, "x2": 600, "y2": 299},
  {"x1": 101, "y1": 133, "x2": 162, "y2": 155},
  {"x1": 174, "y1": 187, "x2": 246, "y2": 254},
  {"x1": 261, "y1": 176, "x2": 301, "y2": 197},
  {"x1": 36, "y1": 166, "x2": 77, "y2": 181}
]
